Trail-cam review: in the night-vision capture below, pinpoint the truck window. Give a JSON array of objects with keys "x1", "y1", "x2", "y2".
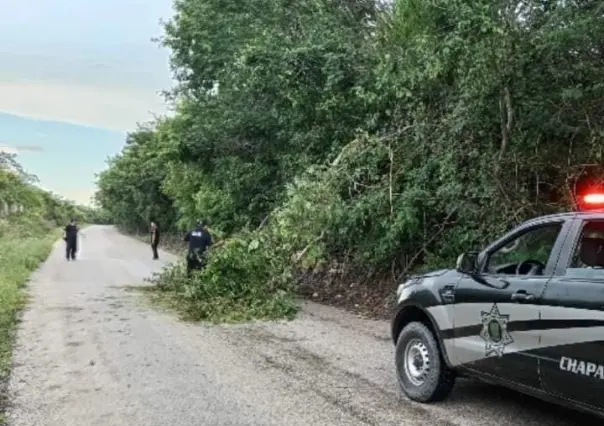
[
  {"x1": 566, "y1": 220, "x2": 604, "y2": 279},
  {"x1": 485, "y1": 223, "x2": 563, "y2": 275}
]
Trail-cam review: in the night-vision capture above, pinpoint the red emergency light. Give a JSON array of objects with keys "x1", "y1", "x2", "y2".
[
  {"x1": 584, "y1": 193, "x2": 604, "y2": 204},
  {"x1": 577, "y1": 192, "x2": 604, "y2": 211}
]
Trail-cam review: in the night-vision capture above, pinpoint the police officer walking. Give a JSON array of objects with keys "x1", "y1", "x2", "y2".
[
  {"x1": 150, "y1": 221, "x2": 160, "y2": 260},
  {"x1": 64, "y1": 218, "x2": 79, "y2": 261},
  {"x1": 184, "y1": 219, "x2": 213, "y2": 276}
]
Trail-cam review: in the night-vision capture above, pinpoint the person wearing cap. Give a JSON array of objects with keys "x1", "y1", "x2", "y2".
[
  {"x1": 64, "y1": 217, "x2": 79, "y2": 261},
  {"x1": 183, "y1": 219, "x2": 213, "y2": 276}
]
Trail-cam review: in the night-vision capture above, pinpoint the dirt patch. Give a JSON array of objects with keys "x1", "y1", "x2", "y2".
[{"x1": 296, "y1": 269, "x2": 398, "y2": 321}]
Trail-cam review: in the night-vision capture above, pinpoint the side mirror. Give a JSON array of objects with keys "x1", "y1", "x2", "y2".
[{"x1": 456, "y1": 252, "x2": 478, "y2": 274}]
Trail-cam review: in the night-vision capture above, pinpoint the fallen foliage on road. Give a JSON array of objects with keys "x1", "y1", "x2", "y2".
[{"x1": 147, "y1": 230, "x2": 299, "y2": 323}]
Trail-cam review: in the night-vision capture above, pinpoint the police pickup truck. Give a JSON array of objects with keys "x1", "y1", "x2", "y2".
[{"x1": 391, "y1": 193, "x2": 604, "y2": 418}]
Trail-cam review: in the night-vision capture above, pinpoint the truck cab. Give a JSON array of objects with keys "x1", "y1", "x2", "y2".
[{"x1": 391, "y1": 193, "x2": 604, "y2": 418}]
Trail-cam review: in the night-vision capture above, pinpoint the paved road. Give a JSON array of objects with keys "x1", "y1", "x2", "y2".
[{"x1": 6, "y1": 225, "x2": 595, "y2": 425}]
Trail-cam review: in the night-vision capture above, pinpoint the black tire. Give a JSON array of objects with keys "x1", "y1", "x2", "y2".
[{"x1": 395, "y1": 321, "x2": 456, "y2": 402}]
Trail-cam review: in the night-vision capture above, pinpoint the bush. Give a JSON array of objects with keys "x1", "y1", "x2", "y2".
[{"x1": 150, "y1": 230, "x2": 298, "y2": 322}]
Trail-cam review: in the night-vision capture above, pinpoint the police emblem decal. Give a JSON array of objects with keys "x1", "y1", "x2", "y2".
[{"x1": 480, "y1": 303, "x2": 514, "y2": 357}]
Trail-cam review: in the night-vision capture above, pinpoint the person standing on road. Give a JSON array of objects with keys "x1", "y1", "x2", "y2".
[
  {"x1": 184, "y1": 219, "x2": 213, "y2": 276},
  {"x1": 64, "y1": 218, "x2": 79, "y2": 261},
  {"x1": 150, "y1": 221, "x2": 160, "y2": 260}
]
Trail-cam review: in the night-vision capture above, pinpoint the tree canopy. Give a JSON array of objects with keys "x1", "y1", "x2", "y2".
[
  {"x1": 95, "y1": 0, "x2": 604, "y2": 320},
  {"x1": 0, "y1": 152, "x2": 94, "y2": 230}
]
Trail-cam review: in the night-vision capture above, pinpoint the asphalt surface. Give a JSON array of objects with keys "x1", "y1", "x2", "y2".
[{"x1": 6, "y1": 225, "x2": 595, "y2": 425}]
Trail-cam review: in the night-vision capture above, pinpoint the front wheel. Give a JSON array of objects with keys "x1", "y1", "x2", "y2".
[{"x1": 395, "y1": 321, "x2": 456, "y2": 402}]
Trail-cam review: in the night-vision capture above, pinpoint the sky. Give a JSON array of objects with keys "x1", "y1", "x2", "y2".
[{"x1": 0, "y1": 0, "x2": 175, "y2": 205}]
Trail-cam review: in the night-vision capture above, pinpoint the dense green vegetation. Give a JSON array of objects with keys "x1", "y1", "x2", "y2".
[
  {"x1": 95, "y1": 0, "x2": 604, "y2": 321},
  {"x1": 0, "y1": 152, "x2": 94, "y2": 419}
]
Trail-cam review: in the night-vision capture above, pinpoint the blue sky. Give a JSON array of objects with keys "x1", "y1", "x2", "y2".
[{"x1": 0, "y1": 0, "x2": 175, "y2": 204}]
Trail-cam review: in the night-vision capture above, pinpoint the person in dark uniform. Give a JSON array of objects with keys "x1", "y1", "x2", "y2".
[
  {"x1": 64, "y1": 218, "x2": 78, "y2": 261},
  {"x1": 150, "y1": 221, "x2": 160, "y2": 260},
  {"x1": 184, "y1": 219, "x2": 213, "y2": 276}
]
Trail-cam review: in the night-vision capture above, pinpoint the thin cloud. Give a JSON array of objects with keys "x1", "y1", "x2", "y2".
[
  {"x1": 0, "y1": 81, "x2": 170, "y2": 131},
  {"x1": 0, "y1": 144, "x2": 45, "y2": 153},
  {"x1": 57, "y1": 187, "x2": 96, "y2": 205},
  {"x1": 0, "y1": 0, "x2": 174, "y2": 131}
]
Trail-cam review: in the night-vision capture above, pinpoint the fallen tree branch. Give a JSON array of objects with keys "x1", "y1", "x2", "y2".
[
  {"x1": 388, "y1": 141, "x2": 394, "y2": 217},
  {"x1": 257, "y1": 213, "x2": 271, "y2": 230},
  {"x1": 331, "y1": 125, "x2": 413, "y2": 167},
  {"x1": 499, "y1": 85, "x2": 513, "y2": 160},
  {"x1": 396, "y1": 208, "x2": 457, "y2": 281},
  {"x1": 293, "y1": 231, "x2": 325, "y2": 263}
]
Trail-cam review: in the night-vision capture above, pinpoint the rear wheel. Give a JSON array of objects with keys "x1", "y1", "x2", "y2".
[{"x1": 395, "y1": 321, "x2": 456, "y2": 402}]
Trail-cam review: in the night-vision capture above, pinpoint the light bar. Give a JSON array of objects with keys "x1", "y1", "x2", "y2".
[{"x1": 583, "y1": 193, "x2": 604, "y2": 205}]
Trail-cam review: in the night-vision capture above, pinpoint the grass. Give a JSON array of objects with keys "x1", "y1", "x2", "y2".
[{"x1": 0, "y1": 220, "x2": 61, "y2": 422}]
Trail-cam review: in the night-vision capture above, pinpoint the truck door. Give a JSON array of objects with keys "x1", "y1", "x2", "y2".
[
  {"x1": 452, "y1": 219, "x2": 571, "y2": 389},
  {"x1": 538, "y1": 218, "x2": 604, "y2": 409}
]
